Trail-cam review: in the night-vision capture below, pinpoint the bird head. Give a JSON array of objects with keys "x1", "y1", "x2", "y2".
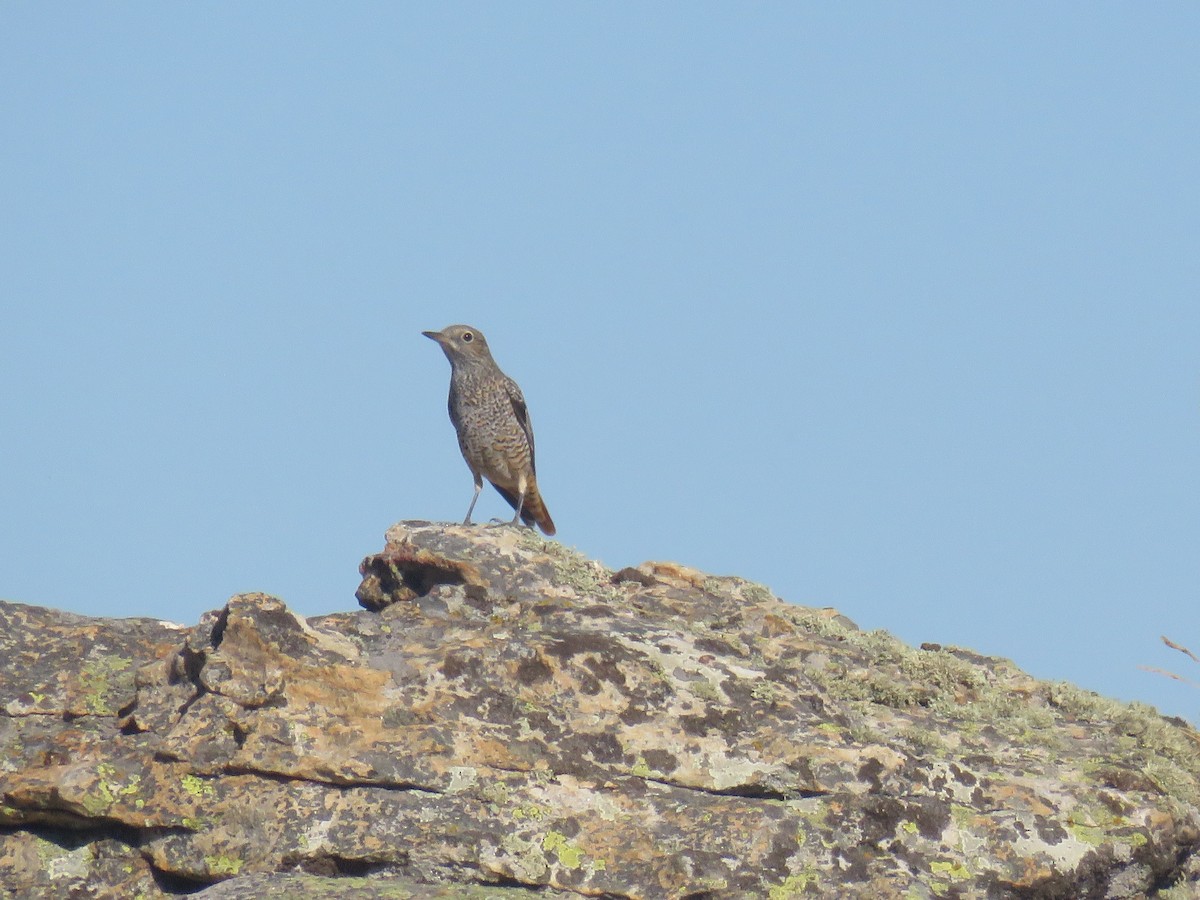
[{"x1": 422, "y1": 324, "x2": 493, "y2": 366}]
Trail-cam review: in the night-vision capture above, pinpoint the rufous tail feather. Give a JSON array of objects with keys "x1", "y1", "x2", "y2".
[{"x1": 493, "y1": 482, "x2": 555, "y2": 536}]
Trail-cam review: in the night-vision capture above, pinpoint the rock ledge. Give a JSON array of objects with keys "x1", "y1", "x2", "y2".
[{"x1": 2, "y1": 522, "x2": 1199, "y2": 898}]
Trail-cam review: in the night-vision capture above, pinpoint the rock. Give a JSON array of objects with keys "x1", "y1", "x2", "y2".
[{"x1": 1, "y1": 521, "x2": 1198, "y2": 898}]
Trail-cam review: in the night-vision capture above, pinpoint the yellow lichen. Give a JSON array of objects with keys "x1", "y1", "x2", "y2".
[
  {"x1": 205, "y1": 854, "x2": 243, "y2": 876},
  {"x1": 768, "y1": 871, "x2": 819, "y2": 898},
  {"x1": 541, "y1": 831, "x2": 585, "y2": 869},
  {"x1": 930, "y1": 860, "x2": 970, "y2": 880},
  {"x1": 181, "y1": 774, "x2": 215, "y2": 797},
  {"x1": 78, "y1": 655, "x2": 134, "y2": 716}
]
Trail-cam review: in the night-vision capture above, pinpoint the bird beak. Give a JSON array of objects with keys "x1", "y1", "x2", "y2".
[{"x1": 422, "y1": 330, "x2": 445, "y2": 343}]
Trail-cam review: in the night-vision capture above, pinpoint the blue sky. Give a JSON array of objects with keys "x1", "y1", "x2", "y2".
[{"x1": 2, "y1": 5, "x2": 1197, "y2": 722}]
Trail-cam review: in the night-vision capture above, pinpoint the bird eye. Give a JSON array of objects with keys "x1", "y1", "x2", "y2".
[{"x1": 461, "y1": 332, "x2": 474, "y2": 342}]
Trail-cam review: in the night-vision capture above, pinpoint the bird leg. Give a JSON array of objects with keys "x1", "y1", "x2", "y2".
[
  {"x1": 464, "y1": 478, "x2": 483, "y2": 526},
  {"x1": 510, "y1": 486, "x2": 526, "y2": 526}
]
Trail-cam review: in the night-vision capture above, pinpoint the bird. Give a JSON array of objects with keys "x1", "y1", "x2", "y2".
[{"x1": 422, "y1": 324, "x2": 556, "y2": 536}]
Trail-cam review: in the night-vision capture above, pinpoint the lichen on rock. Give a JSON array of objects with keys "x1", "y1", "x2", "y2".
[{"x1": 1, "y1": 521, "x2": 1198, "y2": 898}]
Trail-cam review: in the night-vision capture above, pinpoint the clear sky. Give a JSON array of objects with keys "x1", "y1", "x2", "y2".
[{"x1": 2, "y1": 5, "x2": 1197, "y2": 722}]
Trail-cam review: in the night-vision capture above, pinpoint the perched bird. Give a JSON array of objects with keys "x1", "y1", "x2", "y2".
[{"x1": 422, "y1": 324, "x2": 556, "y2": 536}]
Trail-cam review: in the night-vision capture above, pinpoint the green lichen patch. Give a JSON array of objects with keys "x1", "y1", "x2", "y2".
[
  {"x1": 768, "y1": 870, "x2": 820, "y2": 898},
  {"x1": 630, "y1": 756, "x2": 654, "y2": 778},
  {"x1": 541, "y1": 830, "x2": 584, "y2": 869},
  {"x1": 205, "y1": 854, "x2": 244, "y2": 877},
  {"x1": 540, "y1": 830, "x2": 606, "y2": 876},
  {"x1": 78, "y1": 654, "x2": 135, "y2": 716},
  {"x1": 539, "y1": 542, "x2": 619, "y2": 601},
  {"x1": 181, "y1": 774, "x2": 216, "y2": 797},
  {"x1": 511, "y1": 803, "x2": 547, "y2": 821},
  {"x1": 1068, "y1": 822, "x2": 1106, "y2": 846},
  {"x1": 929, "y1": 859, "x2": 970, "y2": 880},
  {"x1": 78, "y1": 762, "x2": 145, "y2": 816}
]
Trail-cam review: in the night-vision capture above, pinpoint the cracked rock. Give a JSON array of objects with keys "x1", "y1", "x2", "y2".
[{"x1": 1, "y1": 522, "x2": 1199, "y2": 898}]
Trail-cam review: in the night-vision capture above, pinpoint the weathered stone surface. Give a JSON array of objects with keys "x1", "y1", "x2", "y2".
[{"x1": 2, "y1": 521, "x2": 1199, "y2": 898}]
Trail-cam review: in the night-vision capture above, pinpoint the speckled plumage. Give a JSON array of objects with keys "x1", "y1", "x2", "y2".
[{"x1": 423, "y1": 324, "x2": 555, "y2": 536}]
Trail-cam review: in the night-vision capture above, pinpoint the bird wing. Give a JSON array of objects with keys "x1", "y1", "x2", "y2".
[{"x1": 503, "y1": 376, "x2": 536, "y2": 474}]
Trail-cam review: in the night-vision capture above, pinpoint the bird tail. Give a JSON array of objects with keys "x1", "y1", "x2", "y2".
[{"x1": 494, "y1": 480, "x2": 556, "y2": 536}]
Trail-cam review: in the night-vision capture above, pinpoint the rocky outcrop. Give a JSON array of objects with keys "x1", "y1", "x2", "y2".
[{"x1": 2, "y1": 522, "x2": 1199, "y2": 898}]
